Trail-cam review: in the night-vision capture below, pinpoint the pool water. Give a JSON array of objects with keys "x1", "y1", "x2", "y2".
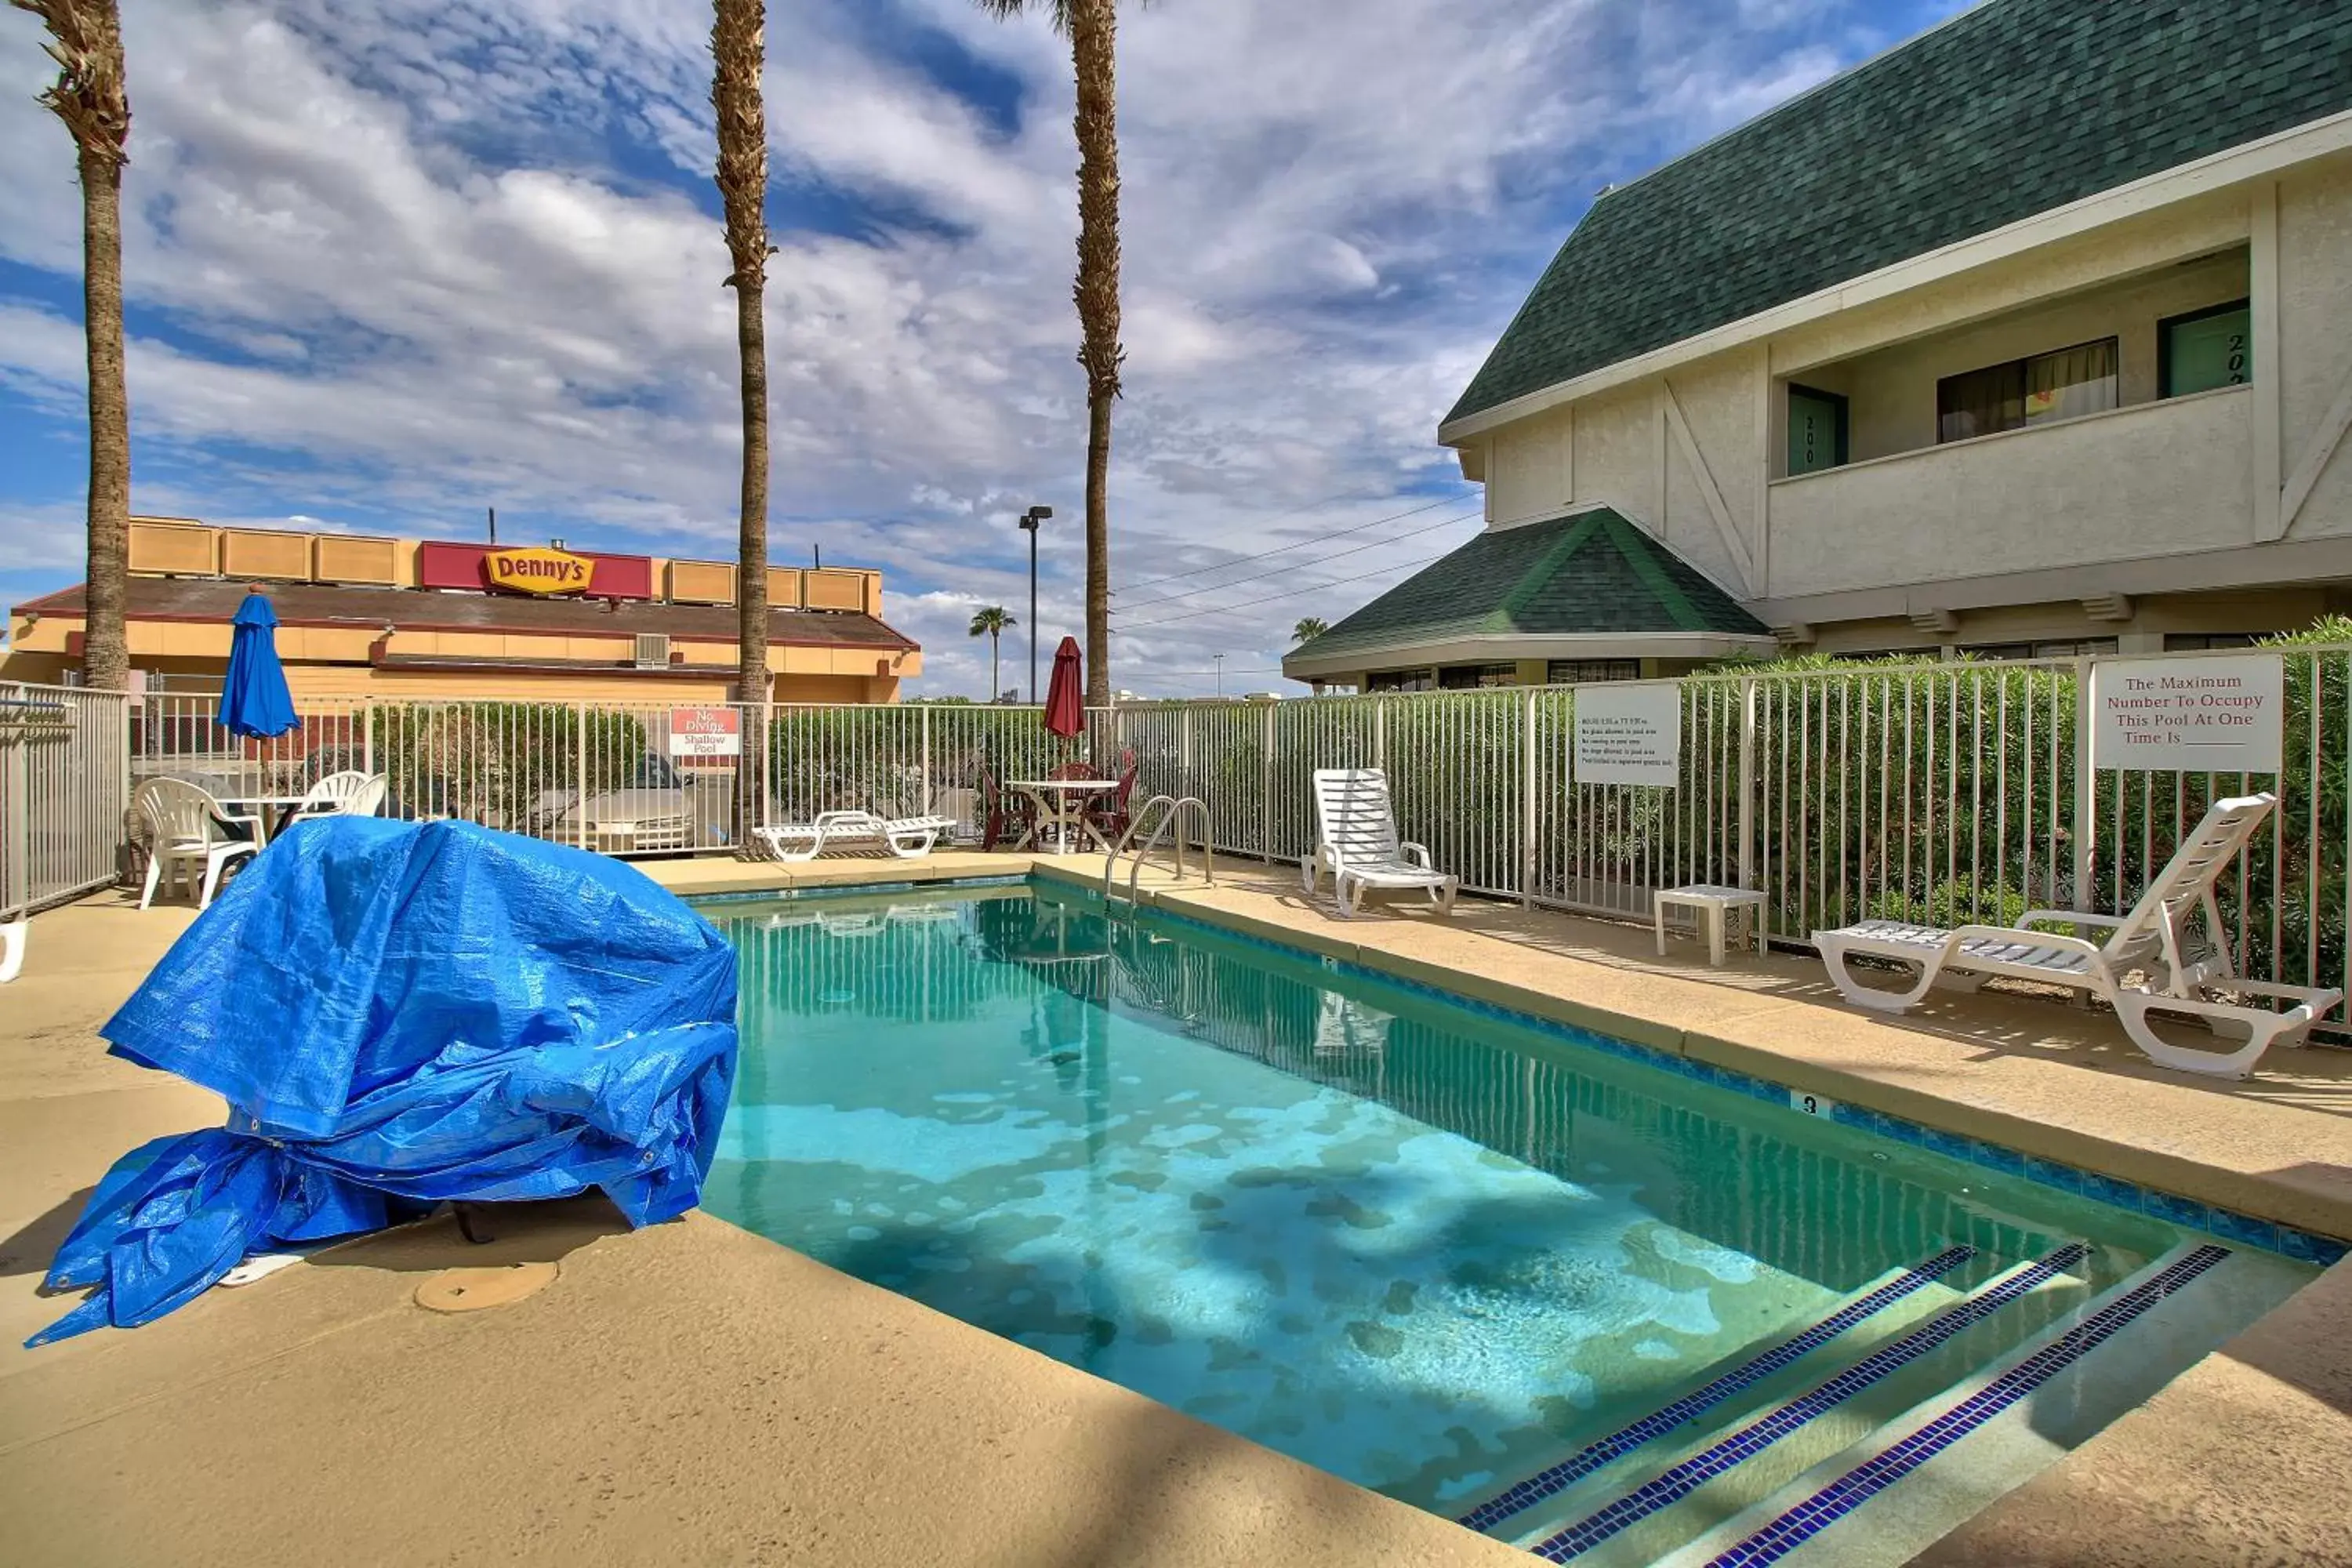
[{"x1": 701, "y1": 884, "x2": 2317, "y2": 1562}]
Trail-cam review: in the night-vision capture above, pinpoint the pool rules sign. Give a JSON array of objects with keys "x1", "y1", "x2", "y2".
[
  {"x1": 2090, "y1": 655, "x2": 2283, "y2": 774},
  {"x1": 1573, "y1": 682, "x2": 1682, "y2": 787}
]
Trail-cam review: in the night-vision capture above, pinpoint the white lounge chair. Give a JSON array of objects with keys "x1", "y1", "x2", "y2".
[
  {"x1": 753, "y1": 809, "x2": 957, "y2": 862},
  {"x1": 1304, "y1": 768, "x2": 1458, "y2": 920},
  {"x1": 294, "y1": 769, "x2": 388, "y2": 819},
  {"x1": 1813, "y1": 793, "x2": 2342, "y2": 1078},
  {"x1": 135, "y1": 778, "x2": 263, "y2": 911}
]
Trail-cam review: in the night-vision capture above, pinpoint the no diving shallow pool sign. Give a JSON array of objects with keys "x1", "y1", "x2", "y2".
[
  {"x1": 668, "y1": 706, "x2": 742, "y2": 759},
  {"x1": 2090, "y1": 654, "x2": 2283, "y2": 775}
]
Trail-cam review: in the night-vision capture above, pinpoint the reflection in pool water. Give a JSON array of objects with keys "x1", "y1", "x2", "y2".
[{"x1": 701, "y1": 886, "x2": 2243, "y2": 1518}]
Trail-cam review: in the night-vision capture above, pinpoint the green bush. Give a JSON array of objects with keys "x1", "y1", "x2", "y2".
[
  {"x1": 1116, "y1": 622, "x2": 2351, "y2": 996},
  {"x1": 365, "y1": 704, "x2": 649, "y2": 830}
]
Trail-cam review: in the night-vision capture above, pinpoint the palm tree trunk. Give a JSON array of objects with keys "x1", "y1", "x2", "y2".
[
  {"x1": 713, "y1": 0, "x2": 770, "y2": 840},
  {"x1": 990, "y1": 631, "x2": 1000, "y2": 702},
  {"x1": 731, "y1": 267, "x2": 769, "y2": 793},
  {"x1": 13, "y1": 0, "x2": 133, "y2": 693},
  {"x1": 1068, "y1": 0, "x2": 1120, "y2": 711},
  {"x1": 78, "y1": 134, "x2": 129, "y2": 693}
]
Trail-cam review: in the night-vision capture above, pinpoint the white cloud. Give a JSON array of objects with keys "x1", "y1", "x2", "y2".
[{"x1": 0, "y1": 0, "x2": 1958, "y2": 695}]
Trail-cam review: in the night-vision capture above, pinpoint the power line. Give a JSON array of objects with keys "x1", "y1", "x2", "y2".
[
  {"x1": 1102, "y1": 482, "x2": 1375, "y2": 591},
  {"x1": 1116, "y1": 550, "x2": 1450, "y2": 632},
  {"x1": 1111, "y1": 494, "x2": 1464, "y2": 596},
  {"x1": 1105, "y1": 484, "x2": 1386, "y2": 592},
  {"x1": 1112, "y1": 506, "x2": 1482, "y2": 612}
]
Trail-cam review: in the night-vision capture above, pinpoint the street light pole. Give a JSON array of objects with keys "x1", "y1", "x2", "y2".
[
  {"x1": 1213, "y1": 653, "x2": 1225, "y2": 699},
  {"x1": 1019, "y1": 505, "x2": 1051, "y2": 701}
]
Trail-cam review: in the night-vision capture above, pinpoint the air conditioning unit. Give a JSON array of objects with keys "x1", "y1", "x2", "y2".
[{"x1": 633, "y1": 633, "x2": 670, "y2": 670}]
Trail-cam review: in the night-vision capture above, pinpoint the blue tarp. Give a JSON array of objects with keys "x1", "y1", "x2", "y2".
[
  {"x1": 216, "y1": 590, "x2": 299, "y2": 739},
  {"x1": 32, "y1": 817, "x2": 738, "y2": 1345}
]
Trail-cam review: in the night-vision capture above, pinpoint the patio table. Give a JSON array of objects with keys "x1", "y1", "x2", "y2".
[
  {"x1": 212, "y1": 793, "x2": 312, "y2": 846},
  {"x1": 1007, "y1": 779, "x2": 1119, "y2": 856},
  {"x1": 1653, "y1": 883, "x2": 1769, "y2": 967}
]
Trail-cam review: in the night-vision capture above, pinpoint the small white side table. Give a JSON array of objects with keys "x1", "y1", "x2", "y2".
[{"x1": 1654, "y1": 884, "x2": 1769, "y2": 967}]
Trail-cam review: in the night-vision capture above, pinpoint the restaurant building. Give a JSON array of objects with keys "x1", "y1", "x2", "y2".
[{"x1": 2, "y1": 517, "x2": 922, "y2": 703}]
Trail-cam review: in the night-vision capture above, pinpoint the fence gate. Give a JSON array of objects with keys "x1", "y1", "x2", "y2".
[{"x1": 1, "y1": 683, "x2": 132, "y2": 923}]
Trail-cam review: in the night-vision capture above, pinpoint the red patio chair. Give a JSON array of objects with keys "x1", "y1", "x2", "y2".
[
  {"x1": 979, "y1": 760, "x2": 1034, "y2": 851},
  {"x1": 1087, "y1": 750, "x2": 1139, "y2": 845}
]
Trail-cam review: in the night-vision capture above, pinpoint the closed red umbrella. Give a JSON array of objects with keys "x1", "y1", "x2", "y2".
[{"x1": 1043, "y1": 636, "x2": 1085, "y2": 738}]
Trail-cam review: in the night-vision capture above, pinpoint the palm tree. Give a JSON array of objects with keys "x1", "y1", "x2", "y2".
[
  {"x1": 712, "y1": 0, "x2": 770, "y2": 829},
  {"x1": 977, "y1": 0, "x2": 1123, "y2": 710},
  {"x1": 1292, "y1": 616, "x2": 1328, "y2": 644},
  {"x1": 968, "y1": 606, "x2": 1015, "y2": 701},
  {"x1": 12, "y1": 0, "x2": 130, "y2": 692}
]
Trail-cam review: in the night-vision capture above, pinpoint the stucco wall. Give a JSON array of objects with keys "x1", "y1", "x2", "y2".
[
  {"x1": 2281, "y1": 160, "x2": 2352, "y2": 539},
  {"x1": 1768, "y1": 387, "x2": 2253, "y2": 597},
  {"x1": 1661, "y1": 351, "x2": 1763, "y2": 596},
  {"x1": 1486, "y1": 407, "x2": 1573, "y2": 525},
  {"x1": 1571, "y1": 385, "x2": 1653, "y2": 524}
]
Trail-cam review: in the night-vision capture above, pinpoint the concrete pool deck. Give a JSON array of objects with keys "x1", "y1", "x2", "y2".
[{"x1": 3, "y1": 852, "x2": 2349, "y2": 1566}]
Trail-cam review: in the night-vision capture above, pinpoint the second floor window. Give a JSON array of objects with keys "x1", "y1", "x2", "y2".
[{"x1": 1936, "y1": 337, "x2": 2118, "y2": 444}]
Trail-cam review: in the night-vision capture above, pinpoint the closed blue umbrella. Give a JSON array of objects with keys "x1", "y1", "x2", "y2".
[{"x1": 216, "y1": 590, "x2": 300, "y2": 739}]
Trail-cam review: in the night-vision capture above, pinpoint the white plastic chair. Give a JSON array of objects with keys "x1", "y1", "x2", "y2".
[
  {"x1": 1814, "y1": 793, "x2": 2343, "y2": 1078},
  {"x1": 1303, "y1": 768, "x2": 1458, "y2": 919},
  {"x1": 136, "y1": 779, "x2": 261, "y2": 911},
  {"x1": 296, "y1": 770, "x2": 387, "y2": 818}
]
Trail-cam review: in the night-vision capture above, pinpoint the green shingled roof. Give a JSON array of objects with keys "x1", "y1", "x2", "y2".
[
  {"x1": 1446, "y1": 0, "x2": 2352, "y2": 426},
  {"x1": 1292, "y1": 508, "x2": 1766, "y2": 662}
]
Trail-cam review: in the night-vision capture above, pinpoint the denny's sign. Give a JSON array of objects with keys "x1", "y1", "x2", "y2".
[
  {"x1": 415, "y1": 541, "x2": 656, "y2": 600},
  {"x1": 485, "y1": 546, "x2": 593, "y2": 596}
]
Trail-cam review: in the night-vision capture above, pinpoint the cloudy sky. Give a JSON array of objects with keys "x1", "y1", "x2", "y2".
[{"x1": 0, "y1": 0, "x2": 1962, "y2": 697}]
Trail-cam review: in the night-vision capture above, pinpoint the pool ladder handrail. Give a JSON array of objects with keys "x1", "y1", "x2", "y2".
[{"x1": 1102, "y1": 794, "x2": 1214, "y2": 903}]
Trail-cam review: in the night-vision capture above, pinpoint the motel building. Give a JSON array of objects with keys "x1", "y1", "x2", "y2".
[
  {"x1": 1, "y1": 517, "x2": 922, "y2": 704},
  {"x1": 1287, "y1": 0, "x2": 2352, "y2": 694}
]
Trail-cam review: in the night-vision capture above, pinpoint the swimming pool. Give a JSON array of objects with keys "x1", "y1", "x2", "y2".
[{"x1": 699, "y1": 882, "x2": 2320, "y2": 1566}]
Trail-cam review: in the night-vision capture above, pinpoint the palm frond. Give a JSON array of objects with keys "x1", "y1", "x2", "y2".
[
  {"x1": 972, "y1": 0, "x2": 1076, "y2": 35},
  {"x1": 9, "y1": 0, "x2": 131, "y2": 165},
  {"x1": 710, "y1": 0, "x2": 769, "y2": 291}
]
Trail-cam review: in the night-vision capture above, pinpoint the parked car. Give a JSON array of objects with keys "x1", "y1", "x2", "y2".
[{"x1": 534, "y1": 753, "x2": 731, "y2": 855}]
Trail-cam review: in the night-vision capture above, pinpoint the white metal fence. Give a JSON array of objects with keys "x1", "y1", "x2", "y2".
[
  {"x1": 2, "y1": 682, "x2": 132, "y2": 920},
  {"x1": 25, "y1": 648, "x2": 2352, "y2": 1014},
  {"x1": 132, "y1": 694, "x2": 1106, "y2": 858},
  {"x1": 1108, "y1": 648, "x2": 2352, "y2": 1011}
]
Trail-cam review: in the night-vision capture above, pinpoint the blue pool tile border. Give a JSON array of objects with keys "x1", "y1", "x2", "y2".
[
  {"x1": 1528, "y1": 1246, "x2": 2091, "y2": 1563},
  {"x1": 1122, "y1": 896, "x2": 2348, "y2": 1269},
  {"x1": 1701, "y1": 1245, "x2": 2230, "y2": 1568},
  {"x1": 684, "y1": 873, "x2": 1030, "y2": 909},
  {"x1": 1458, "y1": 1244, "x2": 1978, "y2": 1534}
]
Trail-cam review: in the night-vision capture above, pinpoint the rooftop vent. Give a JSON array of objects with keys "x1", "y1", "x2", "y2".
[{"x1": 633, "y1": 633, "x2": 670, "y2": 670}]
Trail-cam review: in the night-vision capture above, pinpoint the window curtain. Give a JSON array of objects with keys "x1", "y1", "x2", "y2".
[
  {"x1": 1938, "y1": 338, "x2": 2118, "y2": 443},
  {"x1": 1937, "y1": 361, "x2": 2024, "y2": 443},
  {"x1": 2024, "y1": 339, "x2": 2118, "y2": 425}
]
